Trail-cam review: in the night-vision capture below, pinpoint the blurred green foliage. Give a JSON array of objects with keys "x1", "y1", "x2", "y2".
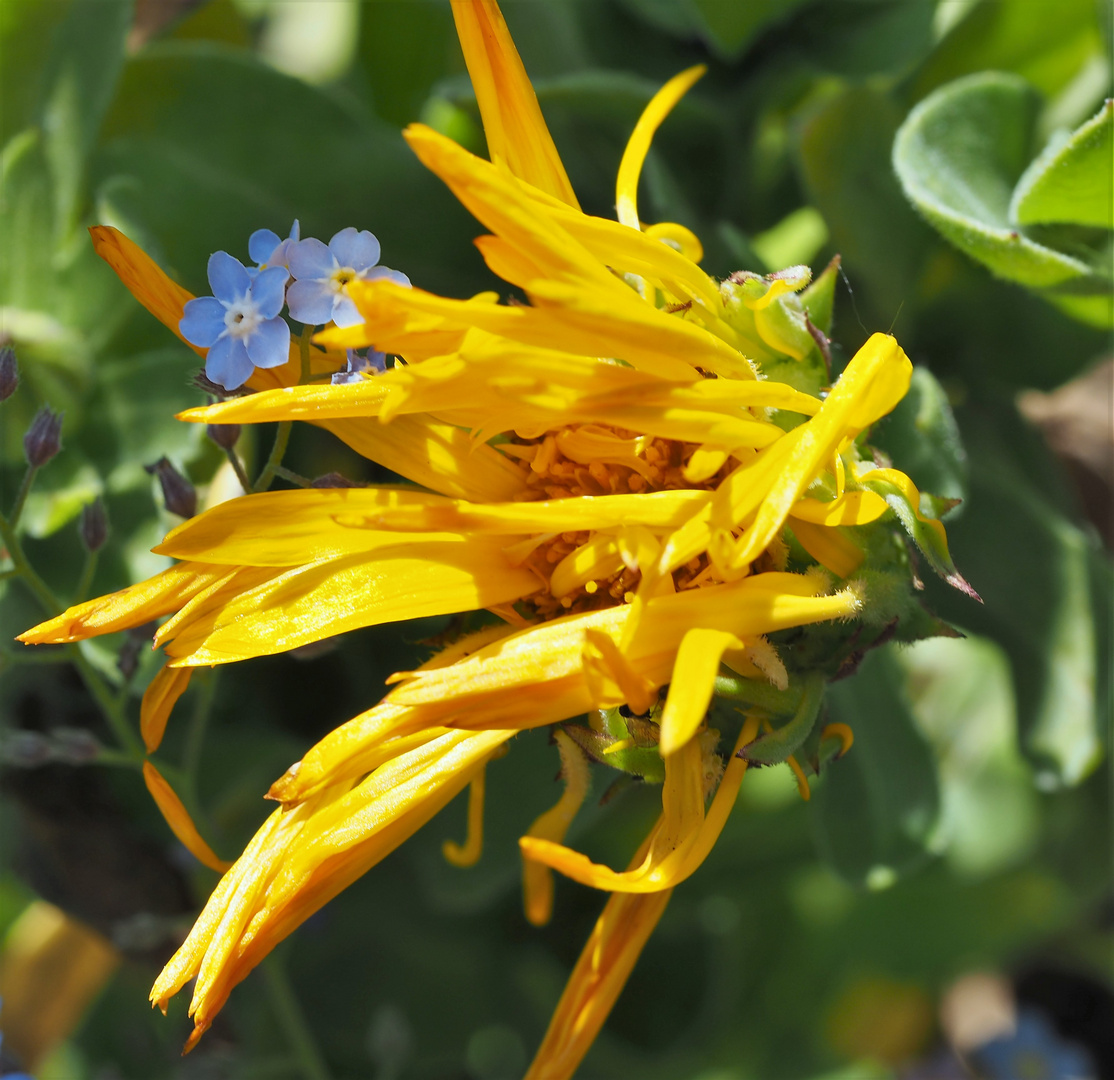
[{"x1": 1, "y1": 1, "x2": 1110, "y2": 1078}]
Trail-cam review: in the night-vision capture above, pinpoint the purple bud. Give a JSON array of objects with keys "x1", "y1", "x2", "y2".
[
  {"x1": 79, "y1": 497, "x2": 109, "y2": 552},
  {"x1": 311, "y1": 471, "x2": 364, "y2": 488},
  {"x1": 0, "y1": 345, "x2": 18, "y2": 401},
  {"x1": 23, "y1": 407, "x2": 63, "y2": 467},
  {"x1": 145, "y1": 457, "x2": 197, "y2": 518},
  {"x1": 1, "y1": 731, "x2": 52, "y2": 767},
  {"x1": 207, "y1": 423, "x2": 241, "y2": 451},
  {"x1": 117, "y1": 621, "x2": 158, "y2": 681}
]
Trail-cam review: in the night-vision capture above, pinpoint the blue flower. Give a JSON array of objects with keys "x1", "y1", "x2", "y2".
[
  {"x1": 248, "y1": 219, "x2": 301, "y2": 272},
  {"x1": 332, "y1": 348, "x2": 388, "y2": 385},
  {"x1": 287, "y1": 227, "x2": 410, "y2": 328},
  {"x1": 180, "y1": 252, "x2": 291, "y2": 391}
]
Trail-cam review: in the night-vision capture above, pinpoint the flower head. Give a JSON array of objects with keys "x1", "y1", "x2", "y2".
[
  {"x1": 287, "y1": 227, "x2": 410, "y2": 328},
  {"x1": 248, "y1": 219, "x2": 301, "y2": 271},
  {"x1": 179, "y1": 252, "x2": 291, "y2": 390},
  {"x1": 22, "y1": 0, "x2": 976, "y2": 1072}
]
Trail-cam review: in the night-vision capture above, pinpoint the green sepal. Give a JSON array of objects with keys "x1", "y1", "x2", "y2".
[
  {"x1": 737, "y1": 673, "x2": 825, "y2": 766},
  {"x1": 798, "y1": 253, "x2": 840, "y2": 337},
  {"x1": 861, "y1": 475, "x2": 981, "y2": 601},
  {"x1": 563, "y1": 711, "x2": 666, "y2": 783}
]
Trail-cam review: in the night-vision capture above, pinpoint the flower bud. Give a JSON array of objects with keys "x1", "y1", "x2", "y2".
[
  {"x1": 311, "y1": 471, "x2": 363, "y2": 488},
  {"x1": 79, "y1": 497, "x2": 109, "y2": 553},
  {"x1": 0, "y1": 345, "x2": 18, "y2": 401},
  {"x1": 145, "y1": 457, "x2": 197, "y2": 518},
  {"x1": 51, "y1": 727, "x2": 102, "y2": 764},
  {"x1": 23, "y1": 407, "x2": 63, "y2": 467},
  {"x1": 207, "y1": 423, "x2": 241, "y2": 450}
]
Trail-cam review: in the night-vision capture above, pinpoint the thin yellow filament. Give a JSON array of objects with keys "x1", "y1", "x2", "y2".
[
  {"x1": 615, "y1": 65, "x2": 706, "y2": 229},
  {"x1": 822, "y1": 721, "x2": 854, "y2": 757},
  {"x1": 442, "y1": 764, "x2": 487, "y2": 867},
  {"x1": 142, "y1": 762, "x2": 231, "y2": 873},
  {"x1": 522, "y1": 731, "x2": 591, "y2": 926}
]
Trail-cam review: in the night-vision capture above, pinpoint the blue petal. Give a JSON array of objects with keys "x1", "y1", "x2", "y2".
[
  {"x1": 289, "y1": 219, "x2": 301, "y2": 241},
  {"x1": 249, "y1": 229, "x2": 281, "y2": 265},
  {"x1": 329, "y1": 227, "x2": 380, "y2": 271},
  {"x1": 288, "y1": 237, "x2": 335, "y2": 281},
  {"x1": 330, "y1": 293, "x2": 362, "y2": 328},
  {"x1": 246, "y1": 316, "x2": 291, "y2": 369},
  {"x1": 363, "y1": 265, "x2": 411, "y2": 288},
  {"x1": 207, "y1": 251, "x2": 252, "y2": 303},
  {"x1": 205, "y1": 336, "x2": 254, "y2": 391},
  {"x1": 180, "y1": 297, "x2": 227, "y2": 347},
  {"x1": 286, "y1": 279, "x2": 336, "y2": 325},
  {"x1": 251, "y1": 265, "x2": 290, "y2": 319}
]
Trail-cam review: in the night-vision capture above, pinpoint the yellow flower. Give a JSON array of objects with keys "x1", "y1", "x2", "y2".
[{"x1": 18, "y1": 0, "x2": 962, "y2": 1073}]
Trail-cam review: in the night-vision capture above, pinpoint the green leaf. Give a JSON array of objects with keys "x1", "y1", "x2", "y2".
[
  {"x1": 795, "y1": 85, "x2": 933, "y2": 326},
  {"x1": 922, "y1": 397, "x2": 1109, "y2": 788},
  {"x1": 893, "y1": 72, "x2": 1112, "y2": 326},
  {"x1": 871, "y1": 366, "x2": 968, "y2": 504},
  {"x1": 617, "y1": 0, "x2": 809, "y2": 59},
  {"x1": 94, "y1": 42, "x2": 480, "y2": 299},
  {"x1": 1011, "y1": 99, "x2": 1114, "y2": 228},
  {"x1": 913, "y1": 0, "x2": 1105, "y2": 99},
  {"x1": 811, "y1": 648, "x2": 941, "y2": 887},
  {"x1": 38, "y1": 0, "x2": 133, "y2": 244}
]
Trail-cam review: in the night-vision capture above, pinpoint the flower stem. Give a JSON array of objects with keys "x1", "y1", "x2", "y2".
[
  {"x1": 0, "y1": 507, "x2": 144, "y2": 761},
  {"x1": 261, "y1": 956, "x2": 334, "y2": 1080},
  {"x1": 225, "y1": 448, "x2": 253, "y2": 493},
  {"x1": 74, "y1": 549, "x2": 99, "y2": 603},
  {"x1": 7, "y1": 465, "x2": 38, "y2": 531},
  {"x1": 252, "y1": 422, "x2": 293, "y2": 493},
  {"x1": 272, "y1": 465, "x2": 312, "y2": 488}
]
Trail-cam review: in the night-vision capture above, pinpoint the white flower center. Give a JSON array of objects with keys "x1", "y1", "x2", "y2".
[
  {"x1": 224, "y1": 296, "x2": 262, "y2": 340},
  {"x1": 329, "y1": 267, "x2": 358, "y2": 293}
]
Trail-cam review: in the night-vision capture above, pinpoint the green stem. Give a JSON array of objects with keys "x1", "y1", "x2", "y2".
[
  {"x1": 272, "y1": 465, "x2": 312, "y2": 488},
  {"x1": 7, "y1": 465, "x2": 37, "y2": 531},
  {"x1": 252, "y1": 422, "x2": 293, "y2": 493},
  {"x1": 182, "y1": 669, "x2": 218, "y2": 811},
  {"x1": 713, "y1": 673, "x2": 806, "y2": 715},
  {"x1": 0, "y1": 507, "x2": 143, "y2": 761},
  {"x1": 261, "y1": 957, "x2": 333, "y2": 1080},
  {"x1": 225, "y1": 448, "x2": 253, "y2": 493},
  {"x1": 74, "y1": 549, "x2": 99, "y2": 603}
]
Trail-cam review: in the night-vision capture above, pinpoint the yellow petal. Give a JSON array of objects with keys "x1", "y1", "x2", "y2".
[
  {"x1": 521, "y1": 889, "x2": 672, "y2": 1080},
  {"x1": 160, "y1": 537, "x2": 540, "y2": 666},
  {"x1": 140, "y1": 664, "x2": 193, "y2": 753},
  {"x1": 442, "y1": 763, "x2": 488, "y2": 867},
  {"x1": 789, "y1": 489, "x2": 889, "y2": 526},
  {"x1": 142, "y1": 762, "x2": 230, "y2": 873},
  {"x1": 450, "y1": 0, "x2": 579, "y2": 207},
  {"x1": 789, "y1": 519, "x2": 866, "y2": 579},
  {"x1": 521, "y1": 730, "x2": 590, "y2": 926},
  {"x1": 616, "y1": 65, "x2": 706, "y2": 229},
  {"x1": 17, "y1": 562, "x2": 231, "y2": 644},
  {"x1": 658, "y1": 628, "x2": 743, "y2": 756}
]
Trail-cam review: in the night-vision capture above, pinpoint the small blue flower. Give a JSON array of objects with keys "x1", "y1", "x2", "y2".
[
  {"x1": 332, "y1": 348, "x2": 388, "y2": 385},
  {"x1": 248, "y1": 219, "x2": 301, "y2": 272},
  {"x1": 180, "y1": 252, "x2": 291, "y2": 391},
  {"x1": 287, "y1": 227, "x2": 410, "y2": 328}
]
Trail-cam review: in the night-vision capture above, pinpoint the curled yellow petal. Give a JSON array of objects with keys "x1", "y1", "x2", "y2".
[
  {"x1": 142, "y1": 762, "x2": 231, "y2": 873},
  {"x1": 442, "y1": 763, "x2": 487, "y2": 867},
  {"x1": 789, "y1": 519, "x2": 865, "y2": 579},
  {"x1": 522, "y1": 730, "x2": 591, "y2": 927},
  {"x1": 615, "y1": 65, "x2": 706, "y2": 229},
  {"x1": 140, "y1": 663, "x2": 193, "y2": 753}
]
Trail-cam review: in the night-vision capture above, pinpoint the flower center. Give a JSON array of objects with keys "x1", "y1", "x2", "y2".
[
  {"x1": 224, "y1": 297, "x2": 262, "y2": 340},
  {"x1": 331, "y1": 268, "x2": 357, "y2": 290},
  {"x1": 504, "y1": 425, "x2": 768, "y2": 621}
]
